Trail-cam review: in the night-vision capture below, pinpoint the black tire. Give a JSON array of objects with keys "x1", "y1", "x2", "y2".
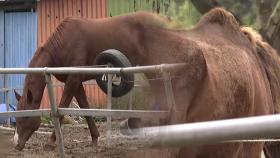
[{"x1": 95, "y1": 49, "x2": 134, "y2": 97}]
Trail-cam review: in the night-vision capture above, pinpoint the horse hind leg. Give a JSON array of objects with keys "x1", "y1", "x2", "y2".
[
  {"x1": 75, "y1": 84, "x2": 100, "y2": 146},
  {"x1": 264, "y1": 141, "x2": 280, "y2": 158}
]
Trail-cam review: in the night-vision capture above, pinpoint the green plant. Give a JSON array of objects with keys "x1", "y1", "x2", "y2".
[{"x1": 41, "y1": 116, "x2": 53, "y2": 124}]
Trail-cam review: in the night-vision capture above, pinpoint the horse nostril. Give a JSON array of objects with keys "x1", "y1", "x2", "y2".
[{"x1": 15, "y1": 144, "x2": 24, "y2": 151}]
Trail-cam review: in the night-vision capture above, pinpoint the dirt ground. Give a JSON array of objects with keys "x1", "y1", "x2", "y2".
[{"x1": 0, "y1": 121, "x2": 172, "y2": 158}]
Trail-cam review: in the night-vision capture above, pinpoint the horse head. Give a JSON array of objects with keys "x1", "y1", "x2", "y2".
[{"x1": 13, "y1": 89, "x2": 41, "y2": 151}]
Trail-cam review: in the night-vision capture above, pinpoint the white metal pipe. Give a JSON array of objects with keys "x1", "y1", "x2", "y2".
[
  {"x1": 140, "y1": 114, "x2": 280, "y2": 147},
  {"x1": 0, "y1": 67, "x2": 120, "y2": 74},
  {"x1": 45, "y1": 74, "x2": 65, "y2": 158},
  {"x1": 121, "y1": 64, "x2": 185, "y2": 74},
  {"x1": 2, "y1": 108, "x2": 280, "y2": 148},
  {"x1": 0, "y1": 126, "x2": 52, "y2": 135},
  {"x1": 0, "y1": 63, "x2": 186, "y2": 75},
  {"x1": 0, "y1": 108, "x2": 168, "y2": 119},
  {"x1": 128, "y1": 91, "x2": 133, "y2": 110},
  {"x1": 5, "y1": 90, "x2": 10, "y2": 127},
  {"x1": 162, "y1": 70, "x2": 176, "y2": 124},
  {"x1": 106, "y1": 74, "x2": 113, "y2": 146},
  {"x1": 0, "y1": 109, "x2": 51, "y2": 117},
  {"x1": 58, "y1": 108, "x2": 168, "y2": 119}
]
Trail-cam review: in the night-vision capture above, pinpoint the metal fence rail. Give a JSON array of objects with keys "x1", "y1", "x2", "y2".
[
  {"x1": 141, "y1": 114, "x2": 280, "y2": 147},
  {"x1": 0, "y1": 108, "x2": 168, "y2": 119},
  {"x1": 0, "y1": 64, "x2": 186, "y2": 74}
]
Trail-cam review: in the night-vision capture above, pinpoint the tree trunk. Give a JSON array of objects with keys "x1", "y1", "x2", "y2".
[
  {"x1": 190, "y1": 0, "x2": 220, "y2": 14},
  {"x1": 261, "y1": 1, "x2": 280, "y2": 52},
  {"x1": 256, "y1": 0, "x2": 277, "y2": 29}
]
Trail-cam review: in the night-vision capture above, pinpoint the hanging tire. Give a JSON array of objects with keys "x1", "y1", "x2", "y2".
[{"x1": 95, "y1": 49, "x2": 134, "y2": 97}]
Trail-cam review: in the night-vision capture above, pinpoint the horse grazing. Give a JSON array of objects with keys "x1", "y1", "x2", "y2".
[
  {"x1": 13, "y1": 7, "x2": 280, "y2": 158},
  {"x1": 13, "y1": 10, "x2": 191, "y2": 150}
]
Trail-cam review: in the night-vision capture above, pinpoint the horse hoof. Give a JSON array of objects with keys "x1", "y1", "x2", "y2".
[
  {"x1": 92, "y1": 139, "x2": 98, "y2": 147},
  {"x1": 44, "y1": 143, "x2": 56, "y2": 151}
]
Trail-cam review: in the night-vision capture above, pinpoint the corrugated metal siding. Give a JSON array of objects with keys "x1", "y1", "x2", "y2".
[
  {"x1": 107, "y1": 0, "x2": 171, "y2": 16},
  {"x1": 4, "y1": 12, "x2": 37, "y2": 105},
  {"x1": 37, "y1": 0, "x2": 107, "y2": 46},
  {"x1": 0, "y1": 11, "x2": 4, "y2": 103},
  {"x1": 37, "y1": 0, "x2": 107, "y2": 109}
]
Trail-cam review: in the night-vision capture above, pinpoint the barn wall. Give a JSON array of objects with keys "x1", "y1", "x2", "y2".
[
  {"x1": 37, "y1": 0, "x2": 107, "y2": 46},
  {"x1": 4, "y1": 11, "x2": 37, "y2": 105},
  {"x1": 37, "y1": 0, "x2": 107, "y2": 109}
]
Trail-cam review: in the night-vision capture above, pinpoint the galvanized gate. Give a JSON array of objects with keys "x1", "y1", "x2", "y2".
[{"x1": 0, "y1": 11, "x2": 37, "y2": 105}]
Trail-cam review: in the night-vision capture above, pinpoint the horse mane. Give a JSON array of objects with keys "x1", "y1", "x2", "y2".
[
  {"x1": 196, "y1": 7, "x2": 240, "y2": 31},
  {"x1": 43, "y1": 17, "x2": 73, "y2": 54},
  {"x1": 242, "y1": 27, "x2": 280, "y2": 113}
]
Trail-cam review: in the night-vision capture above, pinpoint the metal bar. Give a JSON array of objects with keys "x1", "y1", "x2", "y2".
[
  {"x1": 7, "y1": 90, "x2": 10, "y2": 127},
  {"x1": 44, "y1": 74, "x2": 65, "y2": 158},
  {"x1": 106, "y1": 74, "x2": 113, "y2": 146},
  {"x1": 0, "y1": 82, "x2": 96, "y2": 93},
  {"x1": 3, "y1": 108, "x2": 280, "y2": 148},
  {"x1": 0, "y1": 63, "x2": 186, "y2": 74},
  {"x1": 162, "y1": 70, "x2": 177, "y2": 123},
  {"x1": 5, "y1": 89, "x2": 10, "y2": 127},
  {"x1": 0, "y1": 67, "x2": 120, "y2": 74},
  {"x1": 141, "y1": 114, "x2": 280, "y2": 147},
  {"x1": 0, "y1": 87, "x2": 23, "y2": 92},
  {"x1": 0, "y1": 126, "x2": 52, "y2": 135},
  {"x1": 121, "y1": 64, "x2": 186, "y2": 74},
  {"x1": 128, "y1": 90, "x2": 133, "y2": 110},
  {"x1": 58, "y1": 108, "x2": 168, "y2": 119},
  {"x1": 3, "y1": 73, "x2": 9, "y2": 126},
  {"x1": 0, "y1": 109, "x2": 51, "y2": 117},
  {"x1": 162, "y1": 71, "x2": 176, "y2": 111},
  {"x1": 0, "y1": 108, "x2": 168, "y2": 119}
]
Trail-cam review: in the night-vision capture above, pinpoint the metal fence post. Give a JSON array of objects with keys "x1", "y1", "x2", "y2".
[
  {"x1": 44, "y1": 73, "x2": 65, "y2": 158},
  {"x1": 161, "y1": 66, "x2": 177, "y2": 123},
  {"x1": 5, "y1": 89, "x2": 10, "y2": 127},
  {"x1": 128, "y1": 90, "x2": 133, "y2": 110},
  {"x1": 106, "y1": 73, "x2": 113, "y2": 146}
]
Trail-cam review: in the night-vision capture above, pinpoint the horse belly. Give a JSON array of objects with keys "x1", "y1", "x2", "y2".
[
  {"x1": 180, "y1": 69, "x2": 264, "y2": 157},
  {"x1": 178, "y1": 143, "x2": 263, "y2": 158}
]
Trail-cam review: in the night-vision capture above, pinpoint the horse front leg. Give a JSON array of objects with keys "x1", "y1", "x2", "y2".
[
  {"x1": 44, "y1": 76, "x2": 81, "y2": 151},
  {"x1": 75, "y1": 84, "x2": 100, "y2": 146}
]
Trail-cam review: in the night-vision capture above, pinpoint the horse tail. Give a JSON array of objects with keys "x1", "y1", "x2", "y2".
[
  {"x1": 241, "y1": 26, "x2": 280, "y2": 158},
  {"x1": 241, "y1": 26, "x2": 280, "y2": 113}
]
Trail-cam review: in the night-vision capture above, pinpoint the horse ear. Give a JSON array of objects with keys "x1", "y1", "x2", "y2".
[
  {"x1": 14, "y1": 90, "x2": 21, "y2": 101},
  {"x1": 27, "y1": 89, "x2": 33, "y2": 103}
]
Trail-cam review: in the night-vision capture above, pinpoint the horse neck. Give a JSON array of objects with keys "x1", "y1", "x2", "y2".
[
  {"x1": 28, "y1": 47, "x2": 54, "y2": 68},
  {"x1": 25, "y1": 49, "x2": 53, "y2": 108}
]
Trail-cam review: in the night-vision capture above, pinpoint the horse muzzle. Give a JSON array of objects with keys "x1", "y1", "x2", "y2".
[
  {"x1": 12, "y1": 128, "x2": 26, "y2": 151},
  {"x1": 15, "y1": 143, "x2": 25, "y2": 151}
]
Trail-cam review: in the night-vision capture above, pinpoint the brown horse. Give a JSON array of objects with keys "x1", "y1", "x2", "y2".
[{"x1": 13, "y1": 7, "x2": 279, "y2": 157}]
